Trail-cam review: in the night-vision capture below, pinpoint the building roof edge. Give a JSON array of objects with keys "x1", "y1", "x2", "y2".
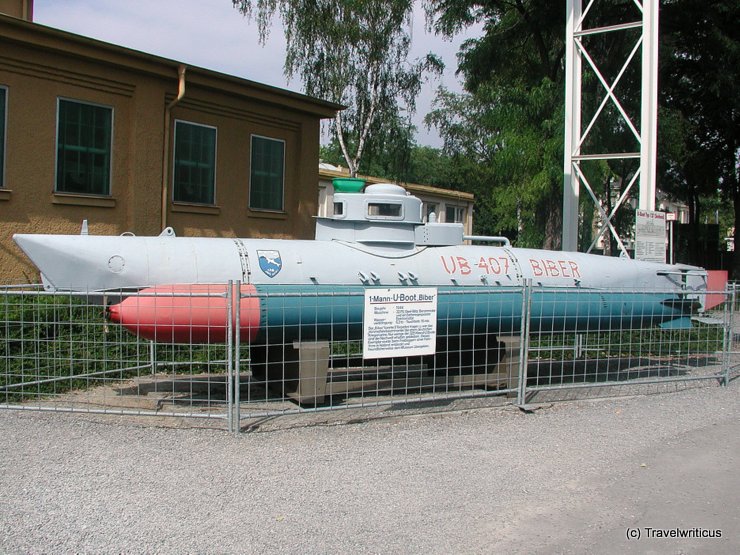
[{"x1": 0, "y1": 13, "x2": 343, "y2": 117}]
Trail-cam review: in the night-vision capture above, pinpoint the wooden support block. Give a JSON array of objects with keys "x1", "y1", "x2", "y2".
[
  {"x1": 287, "y1": 341, "x2": 330, "y2": 405},
  {"x1": 285, "y1": 335, "x2": 522, "y2": 404}
]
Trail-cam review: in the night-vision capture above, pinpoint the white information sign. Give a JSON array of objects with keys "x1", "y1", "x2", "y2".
[
  {"x1": 635, "y1": 209, "x2": 667, "y2": 263},
  {"x1": 363, "y1": 288, "x2": 438, "y2": 359}
]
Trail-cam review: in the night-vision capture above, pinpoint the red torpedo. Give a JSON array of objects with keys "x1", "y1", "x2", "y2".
[{"x1": 107, "y1": 284, "x2": 261, "y2": 344}]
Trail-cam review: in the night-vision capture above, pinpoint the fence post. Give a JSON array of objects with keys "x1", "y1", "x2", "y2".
[
  {"x1": 722, "y1": 285, "x2": 735, "y2": 387},
  {"x1": 226, "y1": 280, "x2": 234, "y2": 433},
  {"x1": 149, "y1": 340, "x2": 156, "y2": 375},
  {"x1": 233, "y1": 280, "x2": 241, "y2": 435},
  {"x1": 516, "y1": 279, "x2": 532, "y2": 408},
  {"x1": 575, "y1": 334, "x2": 584, "y2": 358}
]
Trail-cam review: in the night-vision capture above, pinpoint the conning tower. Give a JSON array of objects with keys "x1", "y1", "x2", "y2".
[{"x1": 315, "y1": 181, "x2": 465, "y2": 247}]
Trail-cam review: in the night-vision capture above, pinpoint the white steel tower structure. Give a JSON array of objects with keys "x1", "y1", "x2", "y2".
[{"x1": 562, "y1": 0, "x2": 659, "y2": 255}]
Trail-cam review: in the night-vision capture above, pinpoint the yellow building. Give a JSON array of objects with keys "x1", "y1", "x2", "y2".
[{"x1": 0, "y1": 2, "x2": 339, "y2": 282}]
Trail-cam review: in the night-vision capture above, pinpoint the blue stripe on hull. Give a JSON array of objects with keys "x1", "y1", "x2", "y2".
[{"x1": 250, "y1": 286, "x2": 694, "y2": 343}]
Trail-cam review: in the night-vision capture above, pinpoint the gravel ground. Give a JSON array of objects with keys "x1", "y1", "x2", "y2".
[{"x1": 0, "y1": 381, "x2": 738, "y2": 554}]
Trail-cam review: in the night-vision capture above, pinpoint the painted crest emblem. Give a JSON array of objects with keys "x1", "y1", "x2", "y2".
[{"x1": 257, "y1": 250, "x2": 282, "y2": 278}]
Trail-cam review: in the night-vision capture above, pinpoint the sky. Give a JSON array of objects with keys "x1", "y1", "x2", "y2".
[{"x1": 33, "y1": 0, "x2": 483, "y2": 147}]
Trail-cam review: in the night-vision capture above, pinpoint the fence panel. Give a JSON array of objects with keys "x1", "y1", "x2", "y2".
[
  {"x1": 523, "y1": 287, "x2": 731, "y2": 402},
  {"x1": 0, "y1": 285, "x2": 232, "y2": 426},
  {"x1": 235, "y1": 286, "x2": 524, "y2": 422}
]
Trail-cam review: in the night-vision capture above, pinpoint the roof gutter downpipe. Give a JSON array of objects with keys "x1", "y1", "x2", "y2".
[{"x1": 161, "y1": 64, "x2": 187, "y2": 231}]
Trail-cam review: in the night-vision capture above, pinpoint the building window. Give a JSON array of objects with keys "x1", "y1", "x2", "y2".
[
  {"x1": 445, "y1": 205, "x2": 466, "y2": 223},
  {"x1": 56, "y1": 98, "x2": 112, "y2": 195},
  {"x1": 250, "y1": 135, "x2": 285, "y2": 211},
  {"x1": 173, "y1": 120, "x2": 216, "y2": 204},
  {"x1": 0, "y1": 86, "x2": 6, "y2": 188}
]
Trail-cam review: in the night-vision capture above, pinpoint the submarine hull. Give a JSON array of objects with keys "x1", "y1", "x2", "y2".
[
  {"x1": 12, "y1": 233, "x2": 707, "y2": 295},
  {"x1": 12, "y1": 182, "x2": 709, "y2": 345}
]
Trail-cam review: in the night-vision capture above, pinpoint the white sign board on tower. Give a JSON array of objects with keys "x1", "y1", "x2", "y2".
[
  {"x1": 363, "y1": 288, "x2": 438, "y2": 359},
  {"x1": 635, "y1": 209, "x2": 667, "y2": 263}
]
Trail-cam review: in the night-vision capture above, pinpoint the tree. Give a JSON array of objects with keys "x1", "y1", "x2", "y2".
[
  {"x1": 431, "y1": 0, "x2": 565, "y2": 91},
  {"x1": 659, "y1": 0, "x2": 739, "y2": 273},
  {"x1": 426, "y1": 80, "x2": 564, "y2": 246},
  {"x1": 232, "y1": 0, "x2": 442, "y2": 176},
  {"x1": 427, "y1": 0, "x2": 567, "y2": 248},
  {"x1": 320, "y1": 116, "x2": 417, "y2": 181},
  {"x1": 321, "y1": 135, "x2": 468, "y2": 193}
]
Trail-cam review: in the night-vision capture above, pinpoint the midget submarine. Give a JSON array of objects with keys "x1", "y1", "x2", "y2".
[{"x1": 14, "y1": 182, "x2": 708, "y2": 352}]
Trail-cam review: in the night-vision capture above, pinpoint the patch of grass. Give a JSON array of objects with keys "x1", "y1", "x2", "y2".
[{"x1": 530, "y1": 323, "x2": 725, "y2": 361}]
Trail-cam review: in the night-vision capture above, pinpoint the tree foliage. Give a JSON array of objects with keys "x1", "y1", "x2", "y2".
[
  {"x1": 432, "y1": 0, "x2": 565, "y2": 90},
  {"x1": 321, "y1": 134, "x2": 469, "y2": 195},
  {"x1": 232, "y1": 0, "x2": 442, "y2": 176},
  {"x1": 425, "y1": 79, "x2": 564, "y2": 245},
  {"x1": 426, "y1": 0, "x2": 568, "y2": 247},
  {"x1": 658, "y1": 0, "x2": 739, "y2": 271}
]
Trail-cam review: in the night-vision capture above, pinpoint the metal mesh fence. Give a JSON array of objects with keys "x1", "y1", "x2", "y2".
[
  {"x1": 0, "y1": 285, "x2": 234, "y2": 426},
  {"x1": 528, "y1": 290, "x2": 731, "y2": 396},
  {"x1": 0, "y1": 283, "x2": 734, "y2": 432},
  {"x1": 236, "y1": 286, "x2": 523, "y2": 419}
]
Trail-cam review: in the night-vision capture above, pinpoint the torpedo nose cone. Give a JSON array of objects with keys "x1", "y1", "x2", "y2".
[
  {"x1": 14, "y1": 234, "x2": 104, "y2": 291},
  {"x1": 13, "y1": 234, "x2": 63, "y2": 289}
]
